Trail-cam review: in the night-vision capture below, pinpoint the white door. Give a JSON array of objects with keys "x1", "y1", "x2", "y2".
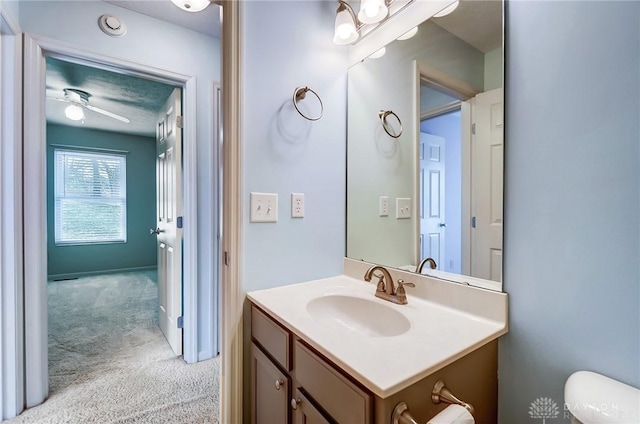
[
  {"x1": 154, "y1": 88, "x2": 183, "y2": 356},
  {"x1": 420, "y1": 132, "x2": 446, "y2": 269},
  {"x1": 471, "y1": 88, "x2": 503, "y2": 282}
]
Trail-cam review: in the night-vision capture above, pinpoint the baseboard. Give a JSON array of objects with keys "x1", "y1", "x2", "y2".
[{"x1": 48, "y1": 266, "x2": 157, "y2": 281}]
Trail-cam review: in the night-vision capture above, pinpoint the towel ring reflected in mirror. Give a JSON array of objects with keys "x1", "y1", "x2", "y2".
[
  {"x1": 379, "y1": 109, "x2": 403, "y2": 138},
  {"x1": 293, "y1": 86, "x2": 324, "y2": 121}
]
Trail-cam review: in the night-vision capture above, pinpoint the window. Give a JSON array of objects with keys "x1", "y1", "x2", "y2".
[{"x1": 54, "y1": 149, "x2": 127, "y2": 245}]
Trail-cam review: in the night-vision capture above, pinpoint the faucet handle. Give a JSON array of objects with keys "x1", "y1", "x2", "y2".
[
  {"x1": 395, "y1": 279, "x2": 415, "y2": 304},
  {"x1": 397, "y1": 279, "x2": 415, "y2": 289},
  {"x1": 373, "y1": 272, "x2": 386, "y2": 292}
]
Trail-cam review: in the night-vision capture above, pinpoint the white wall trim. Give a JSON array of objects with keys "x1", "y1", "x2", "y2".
[
  {"x1": 182, "y1": 76, "x2": 199, "y2": 364},
  {"x1": 0, "y1": 14, "x2": 24, "y2": 419},
  {"x1": 221, "y1": 0, "x2": 244, "y2": 421},
  {"x1": 22, "y1": 33, "x2": 201, "y2": 407}
]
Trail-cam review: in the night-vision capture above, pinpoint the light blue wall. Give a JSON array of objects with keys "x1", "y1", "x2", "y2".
[
  {"x1": 500, "y1": 2, "x2": 640, "y2": 422},
  {"x1": 242, "y1": 1, "x2": 348, "y2": 293},
  {"x1": 46, "y1": 124, "x2": 156, "y2": 278},
  {"x1": 420, "y1": 111, "x2": 462, "y2": 274},
  {"x1": 19, "y1": 1, "x2": 221, "y2": 360}
]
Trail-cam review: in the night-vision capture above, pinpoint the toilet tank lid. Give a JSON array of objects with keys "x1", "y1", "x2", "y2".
[{"x1": 565, "y1": 371, "x2": 640, "y2": 424}]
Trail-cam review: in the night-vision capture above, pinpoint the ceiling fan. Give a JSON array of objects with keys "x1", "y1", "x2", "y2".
[{"x1": 48, "y1": 88, "x2": 131, "y2": 123}]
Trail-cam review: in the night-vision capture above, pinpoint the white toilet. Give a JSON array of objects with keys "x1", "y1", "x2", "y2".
[{"x1": 565, "y1": 371, "x2": 640, "y2": 424}]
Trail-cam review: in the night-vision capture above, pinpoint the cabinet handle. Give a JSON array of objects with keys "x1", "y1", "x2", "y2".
[
  {"x1": 275, "y1": 379, "x2": 284, "y2": 390},
  {"x1": 291, "y1": 398, "x2": 301, "y2": 410}
]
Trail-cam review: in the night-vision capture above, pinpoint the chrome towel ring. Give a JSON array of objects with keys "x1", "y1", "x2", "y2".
[
  {"x1": 293, "y1": 86, "x2": 323, "y2": 121},
  {"x1": 379, "y1": 109, "x2": 403, "y2": 138}
]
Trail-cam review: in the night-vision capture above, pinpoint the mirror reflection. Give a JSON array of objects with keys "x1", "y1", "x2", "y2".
[{"x1": 347, "y1": 0, "x2": 504, "y2": 290}]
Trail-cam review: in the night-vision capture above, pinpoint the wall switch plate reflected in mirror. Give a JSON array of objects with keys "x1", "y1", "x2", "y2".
[{"x1": 396, "y1": 198, "x2": 411, "y2": 219}]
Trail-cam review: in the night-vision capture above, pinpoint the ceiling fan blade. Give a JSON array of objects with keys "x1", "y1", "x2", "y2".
[
  {"x1": 47, "y1": 96, "x2": 69, "y2": 103},
  {"x1": 84, "y1": 104, "x2": 131, "y2": 123}
]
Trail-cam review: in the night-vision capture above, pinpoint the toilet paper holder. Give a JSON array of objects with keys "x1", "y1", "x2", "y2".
[{"x1": 391, "y1": 380, "x2": 475, "y2": 424}]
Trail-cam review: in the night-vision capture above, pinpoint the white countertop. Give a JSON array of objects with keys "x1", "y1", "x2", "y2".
[{"x1": 247, "y1": 264, "x2": 508, "y2": 398}]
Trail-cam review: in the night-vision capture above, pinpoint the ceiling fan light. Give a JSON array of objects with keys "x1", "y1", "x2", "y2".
[
  {"x1": 65, "y1": 104, "x2": 85, "y2": 121},
  {"x1": 333, "y1": 5, "x2": 359, "y2": 45},
  {"x1": 433, "y1": 0, "x2": 459, "y2": 18},
  {"x1": 357, "y1": 0, "x2": 388, "y2": 24},
  {"x1": 170, "y1": 0, "x2": 210, "y2": 13}
]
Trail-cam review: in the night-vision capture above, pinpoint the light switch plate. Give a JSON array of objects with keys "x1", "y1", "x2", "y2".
[
  {"x1": 250, "y1": 192, "x2": 278, "y2": 223},
  {"x1": 379, "y1": 196, "x2": 389, "y2": 216},
  {"x1": 396, "y1": 198, "x2": 411, "y2": 219}
]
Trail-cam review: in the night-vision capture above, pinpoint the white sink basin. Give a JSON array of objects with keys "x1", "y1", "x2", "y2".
[{"x1": 306, "y1": 294, "x2": 411, "y2": 337}]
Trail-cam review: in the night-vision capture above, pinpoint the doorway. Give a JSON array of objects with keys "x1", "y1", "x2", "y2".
[
  {"x1": 23, "y1": 36, "x2": 206, "y2": 407},
  {"x1": 45, "y1": 54, "x2": 183, "y2": 360}
]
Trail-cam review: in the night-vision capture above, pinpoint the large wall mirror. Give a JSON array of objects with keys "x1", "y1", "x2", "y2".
[{"x1": 347, "y1": 0, "x2": 504, "y2": 291}]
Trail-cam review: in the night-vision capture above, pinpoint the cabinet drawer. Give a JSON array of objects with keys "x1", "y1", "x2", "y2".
[
  {"x1": 252, "y1": 305, "x2": 291, "y2": 370},
  {"x1": 294, "y1": 340, "x2": 372, "y2": 423}
]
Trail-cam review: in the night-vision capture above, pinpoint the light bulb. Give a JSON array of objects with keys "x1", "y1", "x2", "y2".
[
  {"x1": 65, "y1": 104, "x2": 85, "y2": 121},
  {"x1": 358, "y1": 0, "x2": 388, "y2": 24},
  {"x1": 364, "y1": 2, "x2": 379, "y2": 17},
  {"x1": 433, "y1": 0, "x2": 459, "y2": 18},
  {"x1": 368, "y1": 47, "x2": 386, "y2": 59},
  {"x1": 397, "y1": 27, "x2": 418, "y2": 41},
  {"x1": 333, "y1": 6, "x2": 359, "y2": 45}
]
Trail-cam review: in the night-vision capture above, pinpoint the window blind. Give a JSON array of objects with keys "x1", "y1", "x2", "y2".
[{"x1": 54, "y1": 149, "x2": 127, "y2": 244}]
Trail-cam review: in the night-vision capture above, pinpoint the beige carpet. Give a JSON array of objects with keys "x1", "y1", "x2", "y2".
[{"x1": 8, "y1": 271, "x2": 220, "y2": 424}]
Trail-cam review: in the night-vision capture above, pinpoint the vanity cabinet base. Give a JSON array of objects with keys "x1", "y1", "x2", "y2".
[
  {"x1": 249, "y1": 303, "x2": 498, "y2": 424},
  {"x1": 373, "y1": 341, "x2": 498, "y2": 424}
]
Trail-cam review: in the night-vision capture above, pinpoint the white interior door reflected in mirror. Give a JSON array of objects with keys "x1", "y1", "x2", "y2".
[
  {"x1": 420, "y1": 133, "x2": 446, "y2": 269},
  {"x1": 346, "y1": 0, "x2": 504, "y2": 291}
]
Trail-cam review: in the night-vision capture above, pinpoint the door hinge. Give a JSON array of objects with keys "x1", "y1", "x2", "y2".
[
  {"x1": 224, "y1": 251, "x2": 230, "y2": 266},
  {"x1": 177, "y1": 316, "x2": 184, "y2": 329},
  {"x1": 471, "y1": 123, "x2": 476, "y2": 135},
  {"x1": 176, "y1": 115, "x2": 184, "y2": 129},
  {"x1": 177, "y1": 216, "x2": 183, "y2": 228},
  {"x1": 472, "y1": 216, "x2": 477, "y2": 228}
]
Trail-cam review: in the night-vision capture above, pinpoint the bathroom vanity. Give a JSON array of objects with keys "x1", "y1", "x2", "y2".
[{"x1": 247, "y1": 259, "x2": 508, "y2": 424}]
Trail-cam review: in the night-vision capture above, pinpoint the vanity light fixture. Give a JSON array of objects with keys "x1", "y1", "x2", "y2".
[
  {"x1": 170, "y1": 0, "x2": 210, "y2": 13},
  {"x1": 358, "y1": 0, "x2": 388, "y2": 24},
  {"x1": 397, "y1": 26, "x2": 418, "y2": 40},
  {"x1": 334, "y1": 0, "x2": 360, "y2": 45},
  {"x1": 368, "y1": 47, "x2": 386, "y2": 59},
  {"x1": 64, "y1": 104, "x2": 85, "y2": 121},
  {"x1": 433, "y1": 0, "x2": 459, "y2": 17}
]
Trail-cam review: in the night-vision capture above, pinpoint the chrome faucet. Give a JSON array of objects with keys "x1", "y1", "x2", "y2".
[
  {"x1": 363, "y1": 265, "x2": 415, "y2": 305},
  {"x1": 415, "y1": 257, "x2": 437, "y2": 274}
]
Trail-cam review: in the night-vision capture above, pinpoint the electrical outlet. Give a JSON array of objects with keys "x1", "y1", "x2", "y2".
[
  {"x1": 379, "y1": 196, "x2": 389, "y2": 216},
  {"x1": 291, "y1": 193, "x2": 305, "y2": 218},
  {"x1": 396, "y1": 198, "x2": 411, "y2": 219},
  {"x1": 250, "y1": 192, "x2": 278, "y2": 223}
]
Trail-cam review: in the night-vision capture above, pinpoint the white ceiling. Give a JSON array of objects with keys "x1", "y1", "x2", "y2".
[
  {"x1": 45, "y1": 0, "x2": 221, "y2": 137},
  {"x1": 46, "y1": 0, "x2": 501, "y2": 136},
  {"x1": 103, "y1": 0, "x2": 221, "y2": 38}
]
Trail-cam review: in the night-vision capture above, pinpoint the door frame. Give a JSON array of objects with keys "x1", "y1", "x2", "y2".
[
  {"x1": 22, "y1": 33, "x2": 199, "y2": 406},
  {"x1": 415, "y1": 61, "x2": 480, "y2": 274},
  {"x1": 0, "y1": 9, "x2": 24, "y2": 420}
]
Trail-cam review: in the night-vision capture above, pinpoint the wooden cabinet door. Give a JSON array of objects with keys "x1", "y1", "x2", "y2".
[
  {"x1": 292, "y1": 389, "x2": 333, "y2": 424},
  {"x1": 251, "y1": 344, "x2": 290, "y2": 424}
]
